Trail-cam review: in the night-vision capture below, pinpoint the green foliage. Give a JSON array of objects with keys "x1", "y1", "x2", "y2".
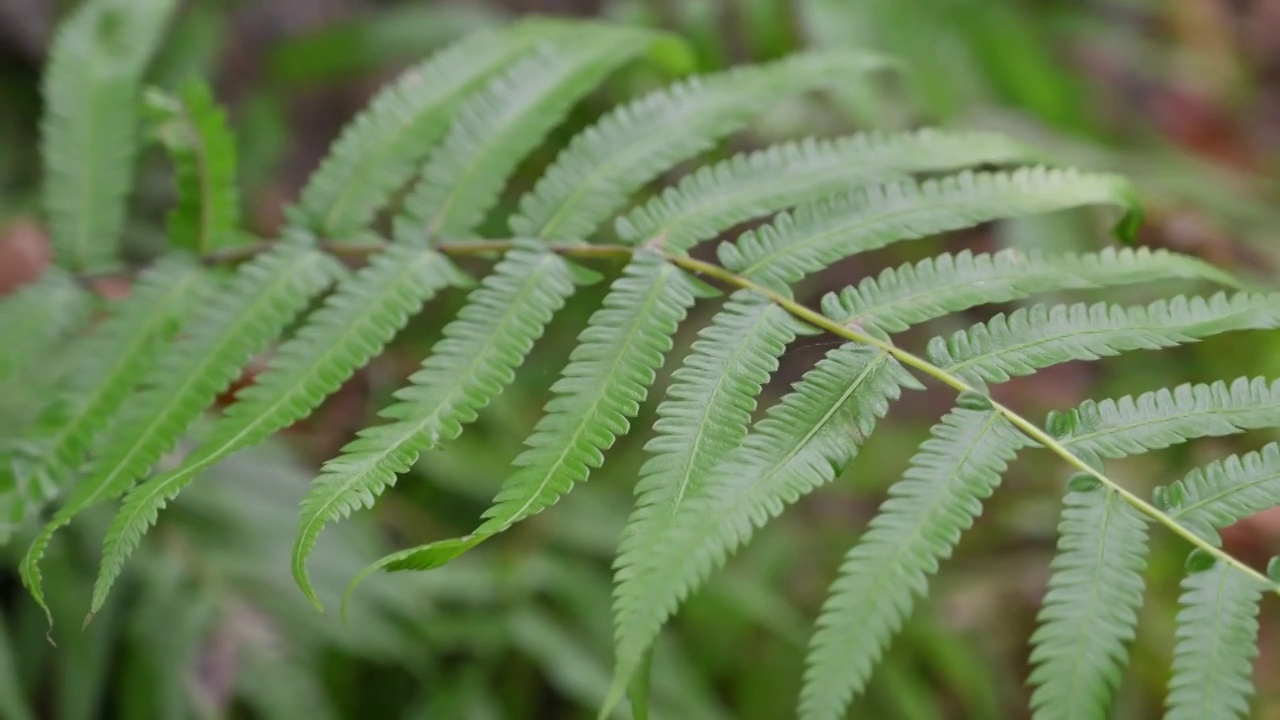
[
  {"x1": 1166, "y1": 559, "x2": 1265, "y2": 720},
  {"x1": 823, "y1": 246, "x2": 1242, "y2": 334},
  {"x1": 8, "y1": 14, "x2": 1280, "y2": 720},
  {"x1": 0, "y1": 269, "x2": 92, "y2": 387},
  {"x1": 145, "y1": 80, "x2": 243, "y2": 253},
  {"x1": 1160, "y1": 443, "x2": 1280, "y2": 545},
  {"x1": 92, "y1": 244, "x2": 467, "y2": 613},
  {"x1": 802, "y1": 407, "x2": 1029, "y2": 720},
  {"x1": 932, "y1": 292, "x2": 1280, "y2": 386},
  {"x1": 20, "y1": 238, "x2": 343, "y2": 625},
  {"x1": 509, "y1": 50, "x2": 890, "y2": 240},
  {"x1": 394, "y1": 34, "x2": 656, "y2": 241},
  {"x1": 1028, "y1": 483, "x2": 1150, "y2": 720},
  {"x1": 617, "y1": 129, "x2": 1032, "y2": 253},
  {"x1": 291, "y1": 24, "x2": 547, "y2": 237},
  {"x1": 41, "y1": 0, "x2": 176, "y2": 271},
  {"x1": 294, "y1": 242, "x2": 596, "y2": 606},
  {"x1": 7, "y1": 259, "x2": 207, "y2": 518}
]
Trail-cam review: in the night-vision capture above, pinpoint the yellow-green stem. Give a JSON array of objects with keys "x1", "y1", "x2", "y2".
[{"x1": 189, "y1": 237, "x2": 1280, "y2": 595}]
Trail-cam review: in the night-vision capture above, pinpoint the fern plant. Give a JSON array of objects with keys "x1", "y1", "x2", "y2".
[{"x1": 4, "y1": 4, "x2": 1278, "y2": 718}]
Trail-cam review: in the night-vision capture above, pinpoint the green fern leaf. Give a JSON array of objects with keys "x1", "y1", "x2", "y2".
[
  {"x1": 609, "y1": 164, "x2": 1140, "y2": 706},
  {"x1": 292, "y1": 24, "x2": 551, "y2": 236},
  {"x1": 509, "y1": 50, "x2": 889, "y2": 240},
  {"x1": 91, "y1": 245, "x2": 466, "y2": 614},
  {"x1": 1050, "y1": 377, "x2": 1280, "y2": 460},
  {"x1": 1160, "y1": 443, "x2": 1280, "y2": 546},
  {"x1": 21, "y1": 238, "x2": 342, "y2": 626},
  {"x1": 0, "y1": 270, "x2": 93, "y2": 386},
  {"x1": 717, "y1": 167, "x2": 1139, "y2": 289},
  {"x1": 614, "y1": 294, "x2": 802, "y2": 599},
  {"x1": 292, "y1": 241, "x2": 595, "y2": 608},
  {"x1": 801, "y1": 407, "x2": 1031, "y2": 720},
  {"x1": 823, "y1": 246, "x2": 1242, "y2": 335},
  {"x1": 1165, "y1": 560, "x2": 1266, "y2": 720},
  {"x1": 10, "y1": 258, "x2": 208, "y2": 507},
  {"x1": 394, "y1": 34, "x2": 655, "y2": 242},
  {"x1": 363, "y1": 253, "x2": 713, "y2": 578},
  {"x1": 1027, "y1": 483, "x2": 1149, "y2": 720},
  {"x1": 145, "y1": 79, "x2": 242, "y2": 252},
  {"x1": 930, "y1": 292, "x2": 1280, "y2": 386},
  {"x1": 608, "y1": 344, "x2": 919, "y2": 713},
  {"x1": 42, "y1": 0, "x2": 176, "y2": 271},
  {"x1": 616, "y1": 129, "x2": 1033, "y2": 253}
]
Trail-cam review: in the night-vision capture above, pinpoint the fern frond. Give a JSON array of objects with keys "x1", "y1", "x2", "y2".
[
  {"x1": 823, "y1": 246, "x2": 1242, "y2": 335},
  {"x1": 10, "y1": 258, "x2": 208, "y2": 505},
  {"x1": 1050, "y1": 377, "x2": 1280, "y2": 460},
  {"x1": 91, "y1": 245, "x2": 467, "y2": 614},
  {"x1": 1027, "y1": 482, "x2": 1149, "y2": 720},
  {"x1": 42, "y1": 0, "x2": 176, "y2": 271},
  {"x1": 509, "y1": 50, "x2": 889, "y2": 240},
  {"x1": 607, "y1": 165, "x2": 1140, "y2": 701},
  {"x1": 145, "y1": 79, "x2": 242, "y2": 252},
  {"x1": 292, "y1": 26, "x2": 545, "y2": 236},
  {"x1": 1166, "y1": 559, "x2": 1266, "y2": 720},
  {"x1": 717, "y1": 167, "x2": 1139, "y2": 289},
  {"x1": 800, "y1": 405, "x2": 1030, "y2": 720},
  {"x1": 613, "y1": 294, "x2": 801, "y2": 601},
  {"x1": 1160, "y1": 443, "x2": 1280, "y2": 546},
  {"x1": 292, "y1": 241, "x2": 595, "y2": 608},
  {"x1": 393, "y1": 33, "x2": 655, "y2": 242},
  {"x1": 607, "y1": 344, "x2": 919, "y2": 712},
  {"x1": 930, "y1": 292, "x2": 1280, "y2": 386},
  {"x1": 362, "y1": 253, "x2": 713, "y2": 580},
  {"x1": 616, "y1": 129, "x2": 1033, "y2": 253},
  {"x1": 21, "y1": 238, "x2": 342, "y2": 625},
  {"x1": 0, "y1": 269, "x2": 93, "y2": 386}
]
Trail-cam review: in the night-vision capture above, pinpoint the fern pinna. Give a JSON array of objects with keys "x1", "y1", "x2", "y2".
[{"x1": 4, "y1": 6, "x2": 1278, "y2": 718}]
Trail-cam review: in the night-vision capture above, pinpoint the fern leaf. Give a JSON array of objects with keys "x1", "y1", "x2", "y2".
[
  {"x1": 608, "y1": 164, "x2": 1141, "y2": 703},
  {"x1": 21, "y1": 238, "x2": 342, "y2": 626},
  {"x1": 607, "y1": 344, "x2": 919, "y2": 713},
  {"x1": 1027, "y1": 482, "x2": 1149, "y2": 720},
  {"x1": 292, "y1": 241, "x2": 595, "y2": 608},
  {"x1": 364, "y1": 253, "x2": 713, "y2": 582},
  {"x1": 42, "y1": 0, "x2": 176, "y2": 270},
  {"x1": 477, "y1": 254, "x2": 710, "y2": 529},
  {"x1": 145, "y1": 79, "x2": 242, "y2": 252},
  {"x1": 801, "y1": 406, "x2": 1031, "y2": 720},
  {"x1": 616, "y1": 129, "x2": 1033, "y2": 253},
  {"x1": 717, "y1": 167, "x2": 1139, "y2": 289},
  {"x1": 930, "y1": 292, "x2": 1280, "y2": 386},
  {"x1": 823, "y1": 246, "x2": 1242, "y2": 335},
  {"x1": 1166, "y1": 559, "x2": 1266, "y2": 720},
  {"x1": 292, "y1": 25, "x2": 550, "y2": 236},
  {"x1": 0, "y1": 269, "x2": 93, "y2": 385},
  {"x1": 509, "y1": 50, "x2": 889, "y2": 239},
  {"x1": 1050, "y1": 377, "x2": 1280, "y2": 460},
  {"x1": 1159, "y1": 443, "x2": 1280, "y2": 546},
  {"x1": 10, "y1": 258, "x2": 208, "y2": 506},
  {"x1": 91, "y1": 245, "x2": 466, "y2": 614},
  {"x1": 613, "y1": 294, "x2": 801, "y2": 603},
  {"x1": 394, "y1": 35, "x2": 655, "y2": 242}
]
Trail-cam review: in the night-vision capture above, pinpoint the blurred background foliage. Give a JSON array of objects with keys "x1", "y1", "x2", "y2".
[{"x1": 0, "y1": 0, "x2": 1277, "y2": 718}]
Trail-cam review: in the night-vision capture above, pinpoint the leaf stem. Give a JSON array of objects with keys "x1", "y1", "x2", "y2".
[
  {"x1": 100, "y1": 235, "x2": 1278, "y2": 593},
  {"x1": 659, "y1": 253, "x2": 1280, "y2": 595}
]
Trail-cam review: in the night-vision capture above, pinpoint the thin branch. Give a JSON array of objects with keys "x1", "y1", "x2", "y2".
[
  {"x1": 66, "y1": 235, "x2": 1280, "y2": 591},
  {"x1": 660, "y1": 251, "x2": 1280, "y2": 596}
]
